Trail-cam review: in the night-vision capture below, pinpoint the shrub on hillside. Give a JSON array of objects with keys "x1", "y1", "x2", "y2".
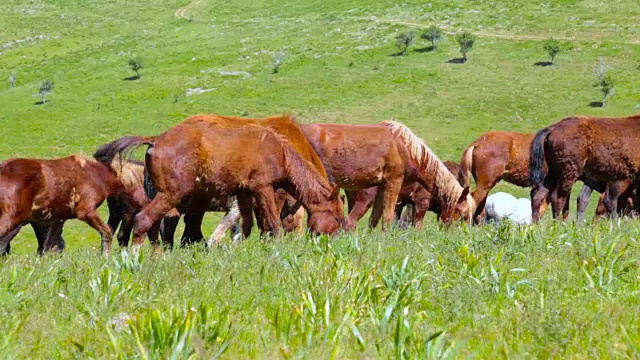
[
  {"x1": 38, "y1": 80, "x2": 54, "y2": 104},
  {"x1": 456, "y1": 31, "x2": 475, "y2": 62},
  {"x1": 128, "y1": 59, "x2": 143, "y2": 79},
  {"x1": 543, "y1": 39, "x2": 561, "y2": 65},
  {"x1": 421, "y1": 25, "x2": 442, "y2": 50},
  {"x1": 395, "y1": 31, "x2": 415, "y2": 56}
]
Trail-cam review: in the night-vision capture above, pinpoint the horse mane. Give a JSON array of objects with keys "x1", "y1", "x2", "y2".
[
  {"x1": 381, "y1": 120, "x2": 475, "y2": 209},
  {"x1": 258, "y1": 127, "x2": 333, "y2": 205},
  {"x1": 107, "y1": 156, "x2": 145, "y2": 192}
]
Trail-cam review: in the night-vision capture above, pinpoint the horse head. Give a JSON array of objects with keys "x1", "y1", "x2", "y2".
[{"x1": 307, "y1": 184, "x2": 345, "y2": 235}]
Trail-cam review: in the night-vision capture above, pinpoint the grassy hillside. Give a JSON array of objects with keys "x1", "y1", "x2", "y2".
[{"x1": 1, "y1": 0, "x2": 640, "y2": 357}]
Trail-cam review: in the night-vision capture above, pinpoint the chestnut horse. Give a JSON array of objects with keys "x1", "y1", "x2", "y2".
[
  {"x1": 530, "y1": 115, "x2": 640, "y2": 222},
  {"x1": 146, "y1": 114, "x2": 329, "y2": 245},
  {"x1": 93, "y1": 145, "x2": 243, "y2": 248},
  {"x1": 458, "y1": 131, "x2": 554, "y2": 223},
  {"x1": 0, "y1": 155, "x2": 124, "y2": 255},
  {"x1": 301, "y1": 121, "x2": 474, "y2": 228},
  {"x1": 101, "y1": 121, "x2": 344, "y2": 251},
  {"x1": 344, "y1": 160, "x2": 462, "y2": 229}
]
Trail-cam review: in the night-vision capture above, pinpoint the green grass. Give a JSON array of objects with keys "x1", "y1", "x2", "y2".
[{"x1": 2, "y1": 0, "x2": 640, "y2": 357}]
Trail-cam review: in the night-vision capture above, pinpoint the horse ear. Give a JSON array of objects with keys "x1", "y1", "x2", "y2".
[{"x1": 330, "y1": 185, "x2": 341, "y2": 200}]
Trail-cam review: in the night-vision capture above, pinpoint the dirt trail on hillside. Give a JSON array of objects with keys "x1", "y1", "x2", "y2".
[
  {"x1": 175, "y1": 0, "x2": 205, "y2": 19},
  {"x1": 173, "y1": 2, "x2": 640, "y2": 45},
  {"x1": 377, "y1": 18, "x2": 640, "y2": 45}
]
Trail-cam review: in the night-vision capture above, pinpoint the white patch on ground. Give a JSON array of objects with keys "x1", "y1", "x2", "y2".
[{"x1": 186, "y1": 87, "x2": 216, "y2": 96}]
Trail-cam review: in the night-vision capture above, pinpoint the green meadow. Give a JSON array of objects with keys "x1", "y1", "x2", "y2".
[{"x1": 1, "y1": 0, "x2": 640, "y2": 357}]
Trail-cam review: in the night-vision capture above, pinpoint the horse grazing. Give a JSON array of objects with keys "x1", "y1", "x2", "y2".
[
  {"x1": 344, "y1": 160, "x2": 462, "y2": 229},
  {"x1": 530, "y1": 114, "x2": 640, "y2": 222},
  {"x1": 458, "y1": 131, "x2": 553, "y2": 224},
  {"x1": 94, "y1": 144, "x2": 242, "y2": 248},
  {"x1": 484, "y1": 192, "x2": 532, "y2": 225},
  {"x1": 0, "y1": 155, "x2": 124, "y2": 255},
  {"x1": 147, "y1": 113, "x2": 328, "y2": 245},
  {"x1": 301, "y1": 121, "x2": 474, "y2": 228},
  {"x1": 101, "y1": 121, "x2": 344, "y2": 251}
]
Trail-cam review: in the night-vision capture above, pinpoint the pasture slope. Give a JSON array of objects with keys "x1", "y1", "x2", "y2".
[{"x1": 0, "y1": 0, "x2": 640, "y2": 357}]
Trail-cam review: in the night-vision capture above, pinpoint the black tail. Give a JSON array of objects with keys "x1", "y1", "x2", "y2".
[
  {"x1": 529, "y1": 127, "x2": 552, "y2": 186},
  {"x1": 93, "y1": 135, "x2": 156, "y2": 166},
  {"x1": 143, "y1": 146, "x2": 157, "y2": 200}
]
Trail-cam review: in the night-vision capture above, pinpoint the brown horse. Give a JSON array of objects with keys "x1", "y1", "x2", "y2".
[
  {"x1": 458, "y1": 131, "x2": 555, "y2": 223},
  {"x1": 101, "y1": 121, "x2": 344, "y2": 251},
  {"x1": 344, "y1": 160, "x2": 463, "y2": 229},
  {"x1": 149, "y1": 113, "x2": 328, "y2": 245},
  {"x1": 0, "y1": 155, "x2": 124, "y2": 255},
  {"x1": 94, "y1": 144, "x2": 244, "y2": 248},
  {"x1": 301, "y1": 121, "x2": 474, "y2": 228},
  {"x1": 530, "y1": 115, "x2": 640, "y2": 222}
]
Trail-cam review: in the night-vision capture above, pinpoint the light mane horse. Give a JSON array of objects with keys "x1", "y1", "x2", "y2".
[{"x1": 301, "y1": 120, "x2": 475, "y2": 228}]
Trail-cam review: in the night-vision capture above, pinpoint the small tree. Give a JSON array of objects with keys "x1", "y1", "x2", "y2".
[
  {"x1": 543, "y1": 39, "x2": 561, "y2": 65},
  {"x1": 38, "y1": 80, "x2": 54, "y2": 104},
  {"x1": 421, "y1": 25, "x2": 442, "y2": 50},
  {"x1": 395, "y1": 31, "x2": 415, "y2": 55},
  {"x1": 596, "y1": 74, "x2": 615, "y2": 107},
  {"x1": 456, "y1": 31, "x2": 475, "y2": 62},
  {"x1": 272, "y1": 50, "x2": 286, "y2": 74},
  {"x1": 8, "y1": 73, "x2": 16, "y2": 87},
  {"x1": 128, "y1": 59, "x2": 143, "y2": 78},
  {"x1": 592, "y1": 58, "x2": 614, "y2": 107}
]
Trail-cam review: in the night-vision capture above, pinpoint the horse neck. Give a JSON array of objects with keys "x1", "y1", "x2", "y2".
[
  {"x1": 417, "y1": 150, "x2": 464, "y2": 209},
  {"x1": 281, "y1": 142, "x2": 332, "y2": 209}
]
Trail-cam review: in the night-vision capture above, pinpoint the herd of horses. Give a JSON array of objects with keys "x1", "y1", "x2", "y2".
[{"x1": 1, "y1": 113, "x2": 639, "y2": 256}]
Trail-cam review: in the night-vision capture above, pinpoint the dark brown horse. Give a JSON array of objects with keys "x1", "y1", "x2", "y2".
[
  {"x1": 530, "y1": 115, "x2": 640, "y2": 222},
  {"x1": 0, "y1": 155, "x2": 124, "y2": 255},
  {"x1": 344, "y1": 160, "x2": 463, "y2": 229},
  {"x1": 101, "y1": 121, "x2": 344, "y2": 251},
  {"x1": 301, "y1": 121, "x2": 474, "y2": 228}
]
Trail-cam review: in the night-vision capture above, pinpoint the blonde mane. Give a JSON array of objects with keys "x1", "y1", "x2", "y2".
[
  {"x1": 381, "y1": 120, "x2": 476, "y2": 211},
  {"x1": 109, "y1": 156, "x2": 145, "y2": 192}
]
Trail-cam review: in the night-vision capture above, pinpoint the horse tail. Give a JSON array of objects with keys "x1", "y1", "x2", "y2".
[
  {"x1": 143, "y1": 146, "x2": 157, "y2": 200},
  {"x1": 93, "y1": 136, "x2": 157, "y2": 166},
  {"x1": 459, "y1": 145, "x2": 475, "y2": 188},
  {"x1": 529, "y1": 127, "x2": 552, "y2": 186}
]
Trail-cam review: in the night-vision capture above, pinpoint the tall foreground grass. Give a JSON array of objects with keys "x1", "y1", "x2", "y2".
[{"x1": 1, "y1": 220, "x2": 639, "y2": 358}]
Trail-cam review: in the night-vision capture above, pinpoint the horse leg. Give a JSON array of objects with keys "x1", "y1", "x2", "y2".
[
  {"x1": 116, "y1": 209, "x2": 135, "y2": 248},
  {"x1": 576, "y1": 184, "x2": 593, "y2": 222},
  {"x1": 603, "y1": 180, "x2": 632, "y2": 219},
  {"x1": 77, "y1": 208, "x2": 113, "y2": 256},
  {"x1": 531, "y1": 180, "x2": 551, "y2": 223},
  {"x1": 208, "y1": 197, "x2": 242, "y2": 247},
  {"x1": 236, "y1": 192, "x2": 255, "y2": 239},
  {"x1": 370, "y1": 178, "x2": 403, "y2": 230},
  {"x1": 131, "y1": 193, "x2": 177, "y2": 252},
  {"x1": 180, "y1": 204, "x2": 206, "y2": 247},
  {"x1": 345, "y1": 188, "x2": 375, "y2": 230},
  {"x1": 0, "y1": 225, "x2": 24, "y2": 256},
  {"x1": 33, "y1": 221, "x2": 65, "y2": 255},
  {"x1": 470, "y1": 164, "x2": 504, "y2": 224},
  {"x1": 106, "y1": 196, "x2": 123, "y2": 242},
  {"x1": 159, "y1": 209, "x2": 180, "y2": 249},
  {"x1": 253, "y1": 186, "x2": 282, "y2": 239},
  {"x1": 277, "y1": 190, "x2": 303, "y2": 234},
  {"x1": 593, "y1": 193, "x2": 607, "y2": 221}
]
